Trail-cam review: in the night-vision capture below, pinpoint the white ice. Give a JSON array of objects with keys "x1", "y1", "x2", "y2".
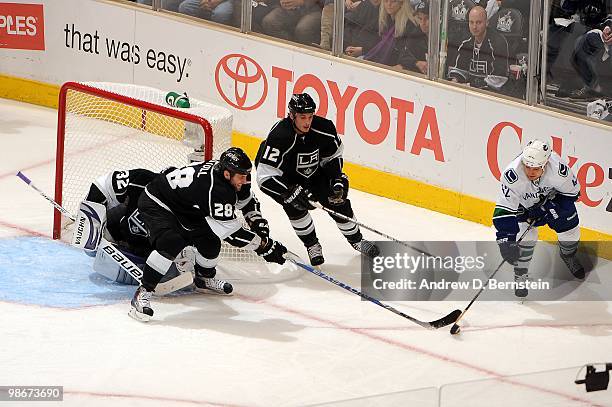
[{"x1": 0, "y1": 98, "x2": 610, "y2": 407}]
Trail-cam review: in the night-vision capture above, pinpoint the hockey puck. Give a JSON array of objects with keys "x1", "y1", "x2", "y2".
[{"x1": 450, "y1": 324, "x2": 461, "y2": 335}]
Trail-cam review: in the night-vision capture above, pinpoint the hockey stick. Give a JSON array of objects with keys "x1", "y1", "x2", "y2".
[
  {"x1": 284, "y1": 251, "x2": 461, "y2": 329},
  {"x1": 449, "y1": 217, "x2": 539, "y2": 335},
  {"x1": 17, "y1": 171, "x2": 76, "y2": 221},
  {"x1": 309, "y1": 200, "x2": 435, "y2": 256},
  {"x1": 15, "y1": 171, "x2": 145, "y2": 283}
]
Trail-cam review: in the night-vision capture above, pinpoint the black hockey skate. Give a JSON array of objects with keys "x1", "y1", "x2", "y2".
[
  {"x1": 560, "y1": 251, "x2": 585, "y2": 279},
  {"x1": 514, "y1": 268, "x2": 528, "y2": 298},
  {"x1": 351, "y1": 239, "x2": 380, "y2": 258},
  {"x1": 307, "y1": 242, "x2": 324, "y2": 266},
  {"x1": 129, "y1": 286, "x2": 154, "y2": 322},
  {"x1": 194, "y1": 276, "x2": 233, "y2": 295}
]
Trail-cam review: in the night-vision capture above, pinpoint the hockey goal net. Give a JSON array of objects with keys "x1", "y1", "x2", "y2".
[{"x1": 54, "y1": 81, "x2": 287, "y2": 279}]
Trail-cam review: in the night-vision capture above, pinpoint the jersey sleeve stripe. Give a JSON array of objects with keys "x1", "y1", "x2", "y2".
[
  {"x1": 311, "y1": 127, "x2": 338, "y2": 139},
  {"x1": 320, "y1": 143, "x2": 344, "y2": 166}
]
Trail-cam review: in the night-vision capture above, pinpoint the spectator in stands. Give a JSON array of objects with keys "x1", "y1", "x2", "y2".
[
  {"x1": 568, "y1": 19, "x2": 612, "y2": 99},
  {"x1": 448, "y1": 5, "x2": 510, "y2": 90},
  {"x1": 178, "y1": 0, "x2": 239, "y2": 26},
  {"x1": 135, "y1": 0, "x2": 181, "y2": 11},
  {"x1": 319, "y1": 0, "x2": 362, "y2": 50},
  {"x1": 402, "y1": 0, "x2": 429, "y2": 74},
  {"x1": 260, "y1": 0, "x2": 323, "y2": 45},
  {"x1": 252, "y1": 0, "x2": 280, "y2": 32},
  {"x1": 363, "y1": 0, "x2": 418, "y2": 69},
  {"x1": 547, "y1": 1, "x2": 611, "y2": 95},
  {"x1": 343, "y1": 0, "x2": 382, "y2": 57}
]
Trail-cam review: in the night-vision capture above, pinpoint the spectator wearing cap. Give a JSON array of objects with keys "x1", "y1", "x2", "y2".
[
  {"x1": 401, "y1": 0, "x2": 430, "y2": 74},
  {"x1": 363, "y1": 0, "x2": 418, "y2": 68},
  {"x1": 448, "y1": 5, "x2": 510, "y2": 90}
]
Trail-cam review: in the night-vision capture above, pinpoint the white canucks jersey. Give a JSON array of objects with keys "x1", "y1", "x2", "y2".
[{"x1": 494, "y1": 152, "x2": 579, "y2": 232}]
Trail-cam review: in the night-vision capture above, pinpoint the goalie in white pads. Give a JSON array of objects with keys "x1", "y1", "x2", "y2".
[
  {"x1": 493, "y1": 139, "x2": 584, "y2": 298},
  {"x1": 74, "y1": 168, "x2": 195, "y2": 295},
  {"x1": 130, "y1": 147, "x2": 288, "y2": 321}
]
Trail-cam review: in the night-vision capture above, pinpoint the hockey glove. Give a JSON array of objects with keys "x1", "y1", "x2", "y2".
[
  {"x1": 497, "y1": 237, "x2": 520, "y2": 265},
  {"x1": 246, "y1": 217, "x2": 270, "y2": 239},
  {"x1": 328, "y1": 175, "x2": 347, "y2": 205},
  {"x1": 255, "y1": 238, "x2": 287, "y2": 265},
  {"x1": 282, "y1": 185, "x2": 315, "y2": 211},
  {"x1": 527, "y1": 200, "x2": 559, "y2": 224}
]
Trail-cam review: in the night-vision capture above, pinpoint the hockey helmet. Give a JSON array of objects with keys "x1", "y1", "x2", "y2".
[
  {"x1": 288, "y1": 93, "x2": 316, "y2": 114},
  {"x1": 521, "y1": 139, "x2": 551, "y2": 168},
  {"x1": 217, "y1": 147, "x2": 252, "y2": 176}
]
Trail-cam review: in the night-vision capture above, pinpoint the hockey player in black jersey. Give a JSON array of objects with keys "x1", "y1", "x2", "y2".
[
  {"x1": 129, "y1": 147, "x2": 287, "y2": 321},
  {"x1": 255, "y1": 93, "x2": 379, "y2": 266}
]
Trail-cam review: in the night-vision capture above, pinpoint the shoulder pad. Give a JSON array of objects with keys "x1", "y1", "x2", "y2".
[{"x1": 311, "y1": 115, "x2": 337, "y2": 134}]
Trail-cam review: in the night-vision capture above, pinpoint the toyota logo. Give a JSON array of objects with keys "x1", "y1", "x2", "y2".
[{"x1": 215, "y1": 54, "x2": 268, "y2": 111}]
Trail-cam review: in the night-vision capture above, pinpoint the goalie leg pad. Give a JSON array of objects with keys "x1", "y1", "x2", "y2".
[
  {"x1": 93, "y1": 247, "x2": 141, "y2": 285},
  {"x1": 71, "y1": 200, "x2": 107, "y2": 254}
]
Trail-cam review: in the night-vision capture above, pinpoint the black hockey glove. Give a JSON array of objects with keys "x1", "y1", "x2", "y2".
[
  {"x1": 497, "y1": 237, "x2": 519, "y2": 265},
  {"x1": 282, "y1": 185, "x2": 315, "y2": 211},
  {"x1": 328, "y1": 175, "x2": 347, "y2": 205},
  {"x1": 527, "y1": 200, "x2": 559, "y2": 224},
  {"x1": 246, "y1": 217, "x2": 270, "y2": 239},
  {"x1": 255, "y1": 238, "x2": 287, "y2": 265}
]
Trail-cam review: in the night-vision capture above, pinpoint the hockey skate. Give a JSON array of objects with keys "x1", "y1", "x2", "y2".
[
  {"x1": 351, "y1": 239, "x2": 380, "y2": 258},
  {"x1": 194, "y1": 276, "x2": 233, "y2": 295},
  {"x1": 514, "y1": 268, "x2": 529, "y2": 298},
  {"x1": 306, "y1": 242, "x2": 324, "y2": 266},
  {"x1": 560, "y1": 251, "x2": 585, "y2": 279},
  {"x1": 129, "y1": 286, "x2": 154, "y2": 322}
]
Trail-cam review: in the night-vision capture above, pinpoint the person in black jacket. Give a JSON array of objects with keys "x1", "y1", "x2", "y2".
[
  {"x1": 344, "y1": 0, "x2": 382, "y2": 58},
  {"x1": 402, "y1": 0, "x2": 430, "y2": 74},
  {"x1": 448, "y1": 5, "x2": 510, "y2": 90}
]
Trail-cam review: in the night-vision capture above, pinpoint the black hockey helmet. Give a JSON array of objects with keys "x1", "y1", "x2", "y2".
[
  {"x1": 288, "y1": 93, "x2": 316, "y2": 114},
  {"x1": 216, "y1": 147, "x2": 252, "y2": 176}
]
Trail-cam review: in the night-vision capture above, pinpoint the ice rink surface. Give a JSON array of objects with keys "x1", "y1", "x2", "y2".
[{"x1": 0, "y1": 99, "x2": 611, "y2": 406}]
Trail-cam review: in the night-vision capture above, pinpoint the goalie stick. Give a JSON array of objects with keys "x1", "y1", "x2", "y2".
[
  {"x1": 284, "y1": 251, "x2": 461, "y2": 329},
  {"x1": 17, "y1": 171, "x2": 193, "y2": 295},
  {"x1": 15, "y1": 171, "x2": 146, "y2": 281}
]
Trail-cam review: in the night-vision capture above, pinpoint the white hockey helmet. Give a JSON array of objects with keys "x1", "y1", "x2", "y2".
[{"x1": 521, "y1": 139, "x2": 551, "y2": 168}]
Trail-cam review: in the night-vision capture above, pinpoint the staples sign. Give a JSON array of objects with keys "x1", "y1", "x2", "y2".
[{"x1": 0, "y1": 3, "x2": 45, "y2": 50}]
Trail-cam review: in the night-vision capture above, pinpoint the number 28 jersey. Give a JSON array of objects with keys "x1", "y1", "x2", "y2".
[{"x1": 144, "y1": 160, "x2": 259, "y2": 239}]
